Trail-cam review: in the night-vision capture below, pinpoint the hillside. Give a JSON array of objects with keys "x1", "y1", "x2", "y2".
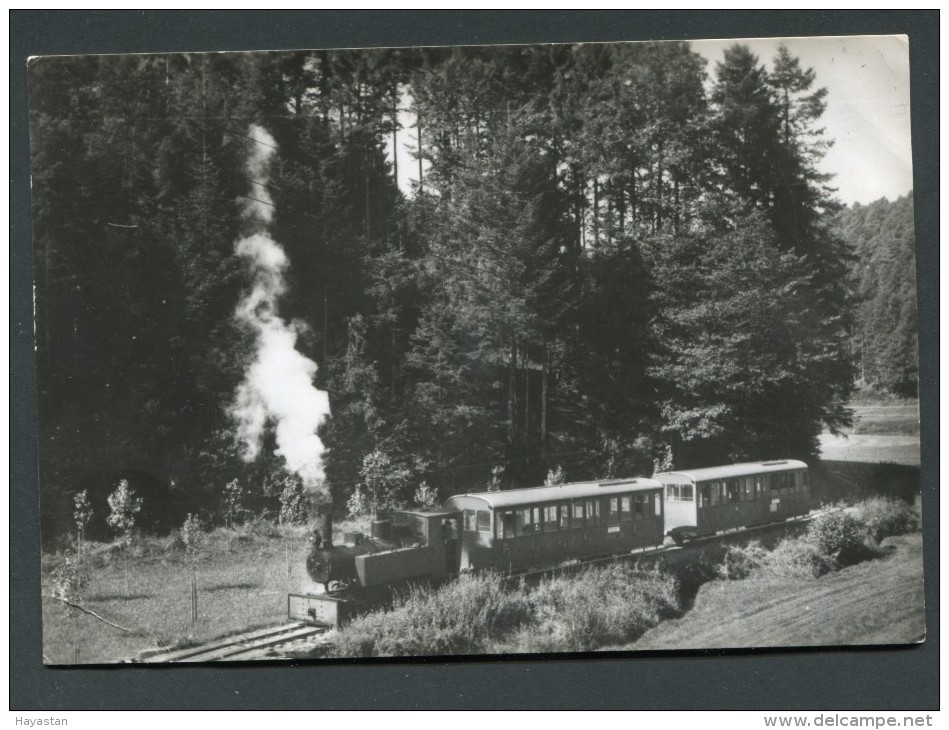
[{"x1": 628, "y1": 533, "x2": 924, "y2": 650}]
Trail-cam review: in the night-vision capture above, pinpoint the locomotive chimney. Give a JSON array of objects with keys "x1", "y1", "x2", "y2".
[{"x1": 319, "y1": 508, "x2": 333, "y2": 547}]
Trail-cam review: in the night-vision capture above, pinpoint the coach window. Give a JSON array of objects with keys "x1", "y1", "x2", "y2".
[
  {"x1": 559, "y1": 503, "x2": 571, "y2": 529},
  {"x1": 802, "y1": 471, "x2": 809, "y2": 489},
  {"x1": 520, "y1": 507, "x2": 535, "y2": 535},
  {"x1": 464, "y1": 509, "x2": 477, "y2": 532},
  {"x1": 499, "y1": 511, "x2": 516, "y2": 539},
  {"x1": 654, "y1": 493, "x2": 662, "y2": 516},
  {"x1": 680, "y1": 484, "x2": 694, "y2": 502},
  {"x1": 727, "y1": 481, "x2": 740, "y2": 503},
  {"x1": 477, "y1": 510, "x2": 491, "y2": 533},
  {"x1": 709, "y1": 482, "x2": 719, "y2": 505},
  {"x1": 620, "y1": 496, "x2": 633, "y2": 522},
  {"x1": 633, "y1": 494, "x2": 645, "y2": 519},
  {"x1": 586, "y1": 499, "x2": 600, "y2": 526},
  {"x1": 572, "y1": 501, "x2": 585, "y2": 528},
  {"x1": 606, "y1": 497, "x2": 620, "y2": 525},
  {"x1": 665, "y1": 484, "x2": 677, "y2": 501},
  {"x1": 544, "y1": 504, "x2": 559, "y2": 532},
  {"x1": 700, "y1": 483, "x2": 710, "y2": 508}
]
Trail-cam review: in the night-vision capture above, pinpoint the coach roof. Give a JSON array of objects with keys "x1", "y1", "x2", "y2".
[
  {"x1": 446, "y1": 478, "x2": 663, "y2": 510},
  {"x1": 654, "y1": 460, "x2": 808, "y2": 483}
]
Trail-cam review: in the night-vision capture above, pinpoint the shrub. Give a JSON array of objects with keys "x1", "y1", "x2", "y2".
[
  {"x1": 544, "y1": 465, "x2": 565, "y2": 486},
  {"x1": 219, "y1": 478, "x2": 247, "y2": 552},
  {"x1": 413, "y1": 481, "x2": 437, "y2": 509},
  {"x1": 278, "y1": 475, "x2": 308, "y2": 526},
  {"x1": 806, "y1": 507, "x2": 865, "y2": 557},
  {"x1": 331, "y1": 572, "x2": 532, "y2": 657},
  {"x1": 357, "y1": 449, "x2": 415, "y2": 516},
  {"x1": 346, "y1": 484, "x2": 369, "y2": 519},
  {"x1": 854, "y1": 496, "x2": 920, "y2": 544},
  {"x1": 524, "y1": 564, "x2": 679, "y2": 652},
  {"x1": 764, "y1": 538, "x2": 837, "y2": 579},
  {"x1": 717, "y1": 541, "x2": 768, "y2": 580},
  {"x1": 51, "y1": 549, "x2": 88, "y2": 606}
]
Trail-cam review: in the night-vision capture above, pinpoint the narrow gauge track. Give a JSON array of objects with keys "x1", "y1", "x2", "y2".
[
  {"x1": 140, "y1": 511, "x2": 817, "y2": 663},
  {"x1": 138, "y1": 622, "x2": 327, "y2": 663}
]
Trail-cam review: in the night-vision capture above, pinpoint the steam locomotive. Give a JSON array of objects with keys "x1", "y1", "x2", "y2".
[{"x1": 289, "y1": 460, "x2": 810, "y2": 626}]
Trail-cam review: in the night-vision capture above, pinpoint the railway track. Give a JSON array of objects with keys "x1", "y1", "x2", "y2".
[{"x1": 138, "y1": 622, "x2": 328, "y2": 663}]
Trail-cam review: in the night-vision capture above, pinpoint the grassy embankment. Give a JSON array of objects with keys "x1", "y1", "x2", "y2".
[{"x1": 628, "y1": 531, "x2": 923, "y2": 650}]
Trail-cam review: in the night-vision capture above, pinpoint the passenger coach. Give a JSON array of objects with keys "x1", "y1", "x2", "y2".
[
  {"x1": 655, "y1": 460, "x2": 810, "y2": 543},
  {"x1": 444, "y1": 478, "x2": 665, "y2": 573}
]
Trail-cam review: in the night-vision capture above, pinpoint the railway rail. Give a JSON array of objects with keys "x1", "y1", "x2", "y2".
[{"x1": 138, "y1": 622, "x2": 328, "y2": 663}]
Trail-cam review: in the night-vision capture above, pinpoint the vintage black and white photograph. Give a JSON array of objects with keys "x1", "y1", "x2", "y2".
[{"x1": 29, "y1": 34, "x2": 922, "y2": 665}]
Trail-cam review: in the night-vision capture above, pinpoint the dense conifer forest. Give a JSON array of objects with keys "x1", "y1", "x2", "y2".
[
  {"x1": 833, "y1": 194, "x2": 918, "y2": 398},
  {"x1": 29, "y1": 43, "x2": 916, "y2": 540}
]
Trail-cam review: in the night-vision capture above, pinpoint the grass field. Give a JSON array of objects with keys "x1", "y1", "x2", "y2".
[
  {"x1": 41, "y1": 523, "x2": 319, "y2": 664},
  {"x1": 628, "y1": 532, "x2": 924, "y2": 650},
  {"x1": 850, "y1": 404, "x2": 920, "y2": 435},
  {"x1": 819, "y1": 397, "x2": 920, "y2": 465}
]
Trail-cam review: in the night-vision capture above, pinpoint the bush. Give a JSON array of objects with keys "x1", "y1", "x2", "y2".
[
  {"x1": 523, "y1": 564, "x2": 679, "y2": 652},
  {"x1": 331, "y1": 572, "x2": 532, "y2": 657},
  {"x1": 413, "y1": 481, "x2": 437, "y2": 509},
  {"x1": 278, "y1": 477, "x2": 308, "y2": 526},
  {"x1": 330, "y1": 563, "x2": 680, "y2": 657},
  {"x1": 717, "y1": 542, "x2": 768, "y2": 580},
  {"x1": 764, "y1": 538, "x2": 837, "y2": 579},
  {"x1": 854, "y1": 496, "x2": 920, "y2": 544},
  {"x1": 806, "y1": 507, "x2": 866, "y2": 557}
]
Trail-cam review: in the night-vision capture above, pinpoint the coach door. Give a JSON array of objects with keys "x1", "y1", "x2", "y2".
[{"x1": 441, "y1": 515, "x2": 461, "y2": 574}]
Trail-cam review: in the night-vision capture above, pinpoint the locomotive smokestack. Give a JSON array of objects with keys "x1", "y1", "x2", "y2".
[{"x1": 319, "y1": 508, "x2": 333, "y2": 547}]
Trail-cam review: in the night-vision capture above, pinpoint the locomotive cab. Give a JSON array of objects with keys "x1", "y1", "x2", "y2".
[{"x1": 355, "y1": 509, "x2": 462, "y2": 587}]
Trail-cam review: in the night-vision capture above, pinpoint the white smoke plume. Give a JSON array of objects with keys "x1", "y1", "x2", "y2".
[{"x1": 231, "y1": 125, "x2": 331, "y2": 489}]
